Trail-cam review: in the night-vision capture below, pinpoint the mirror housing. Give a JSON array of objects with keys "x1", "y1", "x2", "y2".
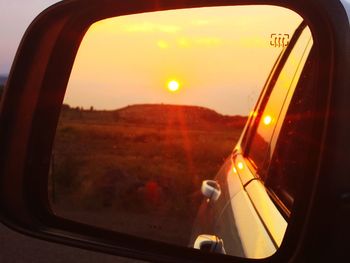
[{"x1": 0, "y1": 0, "x2": 349, "y2": 262}]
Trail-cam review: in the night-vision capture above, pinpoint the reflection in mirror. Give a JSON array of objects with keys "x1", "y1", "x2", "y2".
[{"x1": 48, "y1": 5, "x2": 310, "y2": 259}]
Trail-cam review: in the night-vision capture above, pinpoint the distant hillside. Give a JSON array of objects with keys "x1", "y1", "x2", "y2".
[
  {"x1": 0, "y1": 76, "x2": 7, "y2": 98},
  {"x1": 54, "y1": 102, "x2": 246, "y2": 245},
  {"x1": 0, "y1": 75, "x2": 7, "y2": 86},
  {"x1": 60, "y1": 103, "x2": 247, "y2": 129}
]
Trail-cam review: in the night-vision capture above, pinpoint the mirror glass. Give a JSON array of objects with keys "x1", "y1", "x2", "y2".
[{"x1": 49, "y1": 5, "x2": 313, "y2": 259}]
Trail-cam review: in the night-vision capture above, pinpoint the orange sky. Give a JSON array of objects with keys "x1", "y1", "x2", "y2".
[{"x1": 65, "y1": 5, "x2": 302, "y2": 115}]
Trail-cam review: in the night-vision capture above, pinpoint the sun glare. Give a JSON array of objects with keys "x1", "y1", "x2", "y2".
[
  {"x1": 263, "y1": 115, "x2": 272, "y2": 126},
  {"x1": 237, "y1": 162, "x2": 244, "y2": 170},
  {"x1": 167, "y1": 80, "x2": 180, "y2": 92}
]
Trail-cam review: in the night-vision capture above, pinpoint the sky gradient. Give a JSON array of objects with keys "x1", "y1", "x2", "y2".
[
  {"x1": 0, "y1": 2, "x2": 303, "y2": 115},
  {"x1": 66, "y1": 6, "x2": 302, "y2": 115}
]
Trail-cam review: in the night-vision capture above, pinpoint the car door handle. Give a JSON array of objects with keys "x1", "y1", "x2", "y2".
[
  {"x1": 201, "y1": 180, "x2": 221, "y2": 202},
  {"x1": 193, "y1": 234, "x2": 226, "y2": 254}
]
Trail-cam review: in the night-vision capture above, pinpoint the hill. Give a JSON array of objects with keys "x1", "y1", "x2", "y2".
[
  {"x1": 60, "y1": 103, "x2": 247, "y2": 129},
  {"x1": 0, "y1": 75, "x2": 6, "y2": 98},
  {"x1": 0, "y1": 75, "x2": 7, "y2": 86}
]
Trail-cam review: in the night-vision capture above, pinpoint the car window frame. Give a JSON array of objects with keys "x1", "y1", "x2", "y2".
[
  {"x1": 264, "y1": 44, "x2": 318, "y2": 215},
  {"x1": 240, "y1": 22, "x2": 306, "y2": 175},
  {"x1": 238, "y1": 23, "x2": 308, "y2": 163},
  {"x1": 239, "y1": 24, "x2": 314, "y2": 218},
  {"x1": 245, "y1": 26, "x2": 313, "y2": 179}
]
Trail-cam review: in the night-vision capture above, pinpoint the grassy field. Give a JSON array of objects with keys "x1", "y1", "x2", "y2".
[{"x1": 50, "y1": 104, "x2": 246, "y2": 245}]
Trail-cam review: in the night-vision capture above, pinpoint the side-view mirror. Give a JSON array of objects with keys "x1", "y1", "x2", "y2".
[
  {"x1": 201, "y1": 180, "x2": 221, "y2": 202},
  {"x1": 0, "y1": 0, "x2": 349, "y2": 263}
]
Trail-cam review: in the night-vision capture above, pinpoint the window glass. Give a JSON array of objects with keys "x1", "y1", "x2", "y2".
[
  {"x1": 247, "y1": 27, "x2": 313, "y2": 179},
  {"x1": 266, "y1": 47, "x2": 316, "y2": 210}
]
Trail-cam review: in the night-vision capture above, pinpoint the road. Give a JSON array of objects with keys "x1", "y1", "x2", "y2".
[{"x1": 0, "y1": 223, "x2": 146, "y2": 263}]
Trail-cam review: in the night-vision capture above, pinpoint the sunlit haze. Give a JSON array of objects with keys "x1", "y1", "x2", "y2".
[{"x1": 65, "y1": 5, "x2": 302, "y2": 116}]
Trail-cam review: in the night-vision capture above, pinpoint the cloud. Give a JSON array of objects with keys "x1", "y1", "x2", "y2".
[
  {"x1": 176, "y1": 37, "x2": 222, "y2": 47},
  {"x1": 195, "y1": 37, "x2": 221, "y2": 46},
  {"x1": 177, "y1": 37, "x2": 190, "y2": 47},
  {"x1": 238, "y1": 37, "x2": 267, "y2": 48},
  {"x1": 157, "y1": 40, "x2": 169, "y2": 49},
  {"x1": 192, "y1": 19, "x2": 210, "y2": 26},
  {"x1": 123, "y1": 22, "x2": 181, "y2": 33}
]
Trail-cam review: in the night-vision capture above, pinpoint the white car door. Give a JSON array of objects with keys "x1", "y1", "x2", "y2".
[{"x1": 221, "y1": 24, "x2": 314, "y2": 258}]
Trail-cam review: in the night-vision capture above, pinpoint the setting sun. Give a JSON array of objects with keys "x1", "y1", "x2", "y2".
[{"x1": 168, "y1": 80, "x2": 180, "y2": 92}]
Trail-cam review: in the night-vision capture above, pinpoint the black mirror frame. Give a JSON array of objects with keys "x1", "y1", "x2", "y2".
[{"x1": 0, "y1": 0, "x2": 349, "y2": 262}]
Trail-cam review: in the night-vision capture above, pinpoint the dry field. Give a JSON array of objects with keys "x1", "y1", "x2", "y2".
[{"x1": 50, "y1": 104, "x2": 246, "y2": 246}]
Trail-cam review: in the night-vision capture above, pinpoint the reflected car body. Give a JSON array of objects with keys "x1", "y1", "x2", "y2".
[{"x1": 191, "y1": 22, "x2": 316, "y2": 258}]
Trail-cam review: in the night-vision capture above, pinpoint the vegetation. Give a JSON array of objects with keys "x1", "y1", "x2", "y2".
[
  {"x1": 0, "y1": 85, "x2": 3, "y2": 98},
  {"x1": 50, "y1": 104, "x2": 246, "y2": 245}
]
